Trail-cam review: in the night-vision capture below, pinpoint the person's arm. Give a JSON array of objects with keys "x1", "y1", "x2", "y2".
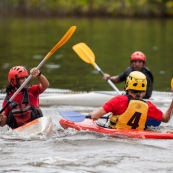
[
  {"x1": 162, "y1": 87, "x2": 173, "y2": 122},
  {"x1": 103, "y1": 67, "x2": 131, "y2": 83},
  {"x1": 30, "y1": 68, "x2": 49, "y2": 92},
  {"x1": 162, "y1": 99, "x2": 173, "y2": 122},
  {"x1": 109, "y1": 75, "x2": 120, "y2": 83},
  {"x1": 37, "y1": 74, "x2": 49, "y2": 92},
  {"x1": 89, "y1": 107, "x2": 107, "y2": 120},
  {"x1": 103, "y1": 73, "x2": 120, "y2": 83}
]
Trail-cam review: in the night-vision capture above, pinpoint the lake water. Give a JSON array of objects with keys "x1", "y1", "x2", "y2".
[
  {"x1": 0, "y1": 17, "x2": 173, "y2": 91},
  {"x1": 1, "y1": 104, "x2": 173, "y2": 173},
  {"x1": 0, "y1": 17, "x2": 173, "y2": 173}
]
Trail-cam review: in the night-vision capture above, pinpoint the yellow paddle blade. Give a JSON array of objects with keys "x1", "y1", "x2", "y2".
[
  {"x1": 72, "y1": 42, "x2": 96, "y2": 67},
  {"x1": 171, "y1": 78, "x2": 173, "y2": 87},
  {"x1": 46, "y1": 26, "x2": 77, "y2": 60}
]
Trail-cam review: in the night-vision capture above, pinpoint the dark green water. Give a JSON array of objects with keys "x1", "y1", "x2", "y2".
[{"x1": 0, "y1": 17, "x2": 172, "y2": 91}]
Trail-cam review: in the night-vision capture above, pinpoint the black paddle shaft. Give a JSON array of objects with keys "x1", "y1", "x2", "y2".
[
  {"x1": 98, "y1": 69, "x2": 105, "y2": 76},
  {"x1": 0, "y1": 101, "x2": 10, "y2": 114}
]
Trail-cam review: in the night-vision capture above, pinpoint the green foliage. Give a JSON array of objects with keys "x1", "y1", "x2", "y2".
[{"x1": 0, "y1": 0, "x2": 172, "y2": 17}]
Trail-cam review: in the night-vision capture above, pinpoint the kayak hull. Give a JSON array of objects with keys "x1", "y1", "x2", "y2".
[
  {"x1": 40, "y1": 92, "x2": 113, "y2": 106},
  {"x1": 1, "y1": 89, "x2": 171, "y2": 107},
  {"x1": 40, "y1": 91, "x2": 172, "y2": 107},
  {"x1": 15, "y1": 116, "x2": 53, "y2": 137},
  {"x1": 59, "y1": 118, "x2": 173, "y2": 139}
]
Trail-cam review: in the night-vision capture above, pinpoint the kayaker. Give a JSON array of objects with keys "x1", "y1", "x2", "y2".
[
  {"x1": 103, "y1": 51, "x2": 153, "y2": 99},
  {"x1": 89, "y1": 71, "x2": 173, "y2": 130},
  {"x1": 0, "y1": 66, "x2": 49, "y2": 129}
]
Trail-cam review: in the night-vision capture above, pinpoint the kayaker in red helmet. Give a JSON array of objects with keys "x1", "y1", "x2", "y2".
[
  {"x1": 103, "y1": 51, "x2": 153, "y2": 99},
  {"x1": 0, "y1": 66, "x2": 49, "y2": 129},
  {"x1": 90, "y1": 71, "x2": 173, "y2": 129}
]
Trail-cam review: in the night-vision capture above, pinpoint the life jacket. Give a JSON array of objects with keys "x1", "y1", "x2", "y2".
[
  {"x1": 6, "y1": 88, "x2": 43, "y2": 129},
  {"x1": 109, "y1": 96, "x2": 148, "y2": 130}
]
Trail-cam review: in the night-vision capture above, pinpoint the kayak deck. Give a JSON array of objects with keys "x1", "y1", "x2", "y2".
[
  {"x1": 15, "y1": 116, "x2": 53, "y2": 137},
  {"x1": 59, "y1": 118, "x2": 173, "y2": 139}
]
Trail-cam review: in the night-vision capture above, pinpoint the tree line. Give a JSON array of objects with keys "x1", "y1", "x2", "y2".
[{"x1": 0, "y1": 0, "x2": 173, "y2": 18}]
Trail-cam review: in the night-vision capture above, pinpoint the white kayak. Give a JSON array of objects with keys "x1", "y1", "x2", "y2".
[
  {"x1": 0, "y1": 88, "x2": 172, "y2": 107},
  {"x1": 0, "y1": 88, "x2": 72, "y2": 105},
  {"x1": 0, "y1": 88, "x2": 71, "y2": 99},
  {"x1": 40, "y1": 90, "x2": 172, "y2": 107},
  {"x1": 14, "y1": 116, "x2": 53, "y2": 137},
  {"x1": 40, "y1": 92, "x2": 113, "y2": 107}
]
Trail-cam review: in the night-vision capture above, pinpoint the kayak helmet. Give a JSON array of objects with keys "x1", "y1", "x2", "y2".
[
  {"x1": 125, "y1": 71, "x2": 147, "y2": 91},
  {"x1": 8, "y1": 66, "x2": 28, "y2": 87},
  {"x1": 130, "y1": 51, "x2": 146, "y2": 65}
]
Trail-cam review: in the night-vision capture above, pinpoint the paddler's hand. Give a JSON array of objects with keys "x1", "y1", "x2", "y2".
[
  {"x1": 30, "y1": 68, "x2": 41, "y2": 78},
  {"x1": 0, "y1": 114, "x2": 7, "y2": 126},
  {"x1": 103, "y1": 73, "x2": 111, "y2": 81}
]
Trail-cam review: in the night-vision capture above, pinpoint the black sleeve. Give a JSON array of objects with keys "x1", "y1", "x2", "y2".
[
  {"x1": 142, "y1": 68, "x2": 154, "y2": 99},
  {"x1": 119, "y1": 67, "x2": 132, "y2": 82}
]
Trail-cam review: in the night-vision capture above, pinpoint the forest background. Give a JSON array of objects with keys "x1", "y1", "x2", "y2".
[{"x1": 0, "y1": 0, "x2": 173, "y2": 18}]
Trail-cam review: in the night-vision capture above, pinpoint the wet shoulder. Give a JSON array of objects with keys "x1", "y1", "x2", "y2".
[{"x1": 110, "y1": 95, "x2": 128, "y2": 102}]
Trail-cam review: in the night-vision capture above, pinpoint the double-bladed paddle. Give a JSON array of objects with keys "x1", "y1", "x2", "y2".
[
  {"x1": 59, "y1": 111, "x2": 110, "y2": 122},
  {"x1": 59, "y1": 111, "x2": 162, "y2": 127},
  {"x1": 59, "y1": 111, "x2": 91, "y2": 122},
  {"x1": 0, "y1": 26, "x2": 77, "y2": 113},
  {"x1": 171, "y1": 78, "x2": 173, "y2": 88},
  {"x1": 72, "y1": 42, "x2": 121, "y2": 95}
]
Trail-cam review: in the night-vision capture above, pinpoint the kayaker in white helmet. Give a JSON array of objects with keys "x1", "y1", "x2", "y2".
[
  {"x1": 103, "y1": 51, "x2": 153, "y2": 99},
  {"x1": 89, "y1": 71, "x2": 173, "y2": 130}
]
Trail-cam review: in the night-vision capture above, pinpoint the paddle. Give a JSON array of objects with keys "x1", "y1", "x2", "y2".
[
  {"x1": 59, "y1": 110, "x2": 162, "y2": 127},
  {"x1": 72, "y1": 42, "x2": 121, "y2": 95},
  {"x1": 171, "y1": 78, "x2": 173, "y2": 88},
  {"x1": 0, "y1": 26, "x2": 76, "y2": 114},
  {"x1": 59, "y1": 111, "x2": 110, "y2": 122}
]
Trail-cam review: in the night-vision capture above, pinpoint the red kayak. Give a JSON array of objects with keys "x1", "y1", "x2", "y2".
[{"x1": 59, "y1": 118, "x2": 173, "y2": 139}]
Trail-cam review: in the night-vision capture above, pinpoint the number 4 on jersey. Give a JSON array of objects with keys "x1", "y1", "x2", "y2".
[{"x1": 127, "y1": 112, "x2": 141, "y2": 129}]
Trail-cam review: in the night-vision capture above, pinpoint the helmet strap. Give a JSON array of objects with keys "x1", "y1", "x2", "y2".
[
  {"x1": 15, "y1": 77, "x2": 21, "y2": 88},
  {"x1": 134, "y1": 93, "x2": 141, "y2": 99},
  {"x1": 16, "y1": 77, "x2": 29, "y2": 89},
  {"x1": 10, "y1": 79, "x2": 16, "y2": 87},
  {"x1": 128, "y1": 90, "x2": 144, "y2": 100}
]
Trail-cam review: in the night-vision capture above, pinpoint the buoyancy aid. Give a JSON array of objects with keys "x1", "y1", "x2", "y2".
[
  {"x1": 6, "y1": 88, "x2": 43, "y2": 129},
  {"x1": 109, "y1": 96, "x2": 148, "y2": 130}
]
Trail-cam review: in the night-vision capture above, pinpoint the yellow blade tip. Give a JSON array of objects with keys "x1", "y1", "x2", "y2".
[
  {"x1": 72, "y1": 26, "x2": 77, "y2": 29},
  {"x1": 171, "y1": 78, "x2": 173, "y2": 88}
]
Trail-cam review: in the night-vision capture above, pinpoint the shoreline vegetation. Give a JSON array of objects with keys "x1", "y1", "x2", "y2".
[{"x1": 0, "y1": 0, "x2": 173, "y2": 18}]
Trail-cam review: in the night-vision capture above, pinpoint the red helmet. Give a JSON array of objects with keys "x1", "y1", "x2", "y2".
[
  {"x1": 130, "y1": 51, "x2": 146, "y2": 64},
  {"x1": 8, "y1": 66, "x2": 28, "y2": 86}
]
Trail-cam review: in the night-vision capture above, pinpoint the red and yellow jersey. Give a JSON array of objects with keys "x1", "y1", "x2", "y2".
[
  {"x1": 109, "y1": 100, "x2": 148, "y2": 130},
  {"x1": 103, "y1": 95, "x2": 163, "y2": 124}
]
